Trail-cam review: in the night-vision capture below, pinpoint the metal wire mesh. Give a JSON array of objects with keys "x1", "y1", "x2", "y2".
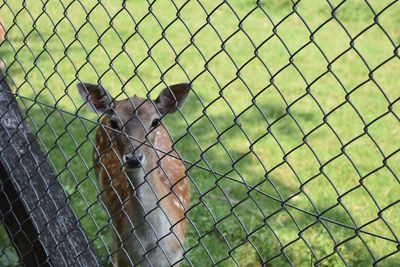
[{"x1": 0, "y1": 0, "x2": 399, "y2": 266}]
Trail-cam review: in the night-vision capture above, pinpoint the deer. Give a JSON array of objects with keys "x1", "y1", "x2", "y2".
[{"x1": 77, "y1": 82, "x2": 191, "y2": 267}]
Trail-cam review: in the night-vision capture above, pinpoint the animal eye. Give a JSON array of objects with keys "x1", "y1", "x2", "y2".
[
  {"x1": 110, "y1": 119, "x2": 120, "y2": 130},
  {"x1": 151, "y1": 118, "x2": 160, "y2": 128}
]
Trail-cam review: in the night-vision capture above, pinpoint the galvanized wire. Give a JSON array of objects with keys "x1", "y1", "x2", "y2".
[{"x1": 0, "y1": 0, "x2": 399, "y2": 266}]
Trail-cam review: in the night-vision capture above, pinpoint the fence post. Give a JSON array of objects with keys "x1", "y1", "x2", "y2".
[{"x1": 0, "y1": 72, "x2": 100, "y2": 266}]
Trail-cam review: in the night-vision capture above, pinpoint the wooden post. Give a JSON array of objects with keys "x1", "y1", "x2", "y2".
[
  {"x1": 0, "y1": 72, "x2": 100, "y2": 266},
  {"x1": 0, "y1": 162, "x2": 48, "y2": 266}
]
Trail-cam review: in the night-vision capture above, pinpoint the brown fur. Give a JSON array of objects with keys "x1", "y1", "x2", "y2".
[
  {"x1": 94, "y1": 116, "x2": 189, "y2": 241},
  {"x1": 79, "y1": 83, "x2": 191, "y2": 266}
]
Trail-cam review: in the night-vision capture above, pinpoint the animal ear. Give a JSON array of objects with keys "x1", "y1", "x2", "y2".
[
  {"x1": 154, "y1": 83, "x2": 190, "y2": 115},
  {"x1": 76, "y1": 82, "x2": 114, "y2": 115}
]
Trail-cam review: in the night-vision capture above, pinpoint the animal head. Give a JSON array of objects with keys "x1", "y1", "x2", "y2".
[{"x1": 77, "y1": 82, "x2": 190, "y2": 169}]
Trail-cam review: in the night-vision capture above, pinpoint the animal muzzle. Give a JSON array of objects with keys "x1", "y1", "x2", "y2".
[{"x1": 123, "y1": 152, "x2": 144, "y2": 168}]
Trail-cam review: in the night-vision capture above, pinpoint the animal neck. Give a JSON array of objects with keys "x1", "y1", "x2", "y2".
[
  {"x1": 123, "y1": 136, "x2": 169, "y2": 222},
  {"x1": 124, "y1": 167, "x2": 147, "y2": 188}
]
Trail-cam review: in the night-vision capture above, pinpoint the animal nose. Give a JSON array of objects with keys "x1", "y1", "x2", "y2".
[{"x1": 123, "y1": 152, "x2": 144, "y2": 168}]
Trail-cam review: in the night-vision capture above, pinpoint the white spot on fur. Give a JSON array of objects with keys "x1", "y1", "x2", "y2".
[
  {"x1": 178, "y1": 195, "x2": 185, "y2": 205},
  {"x1": 178, "y1": 183, "x2": 185, "y2": 191},
  {"x1": 173, "y1": 199, "x2": 181, "y2": 209}
]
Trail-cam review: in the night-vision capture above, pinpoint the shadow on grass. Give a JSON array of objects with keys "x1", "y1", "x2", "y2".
[
  {"x1": 167, "y1": 96, "x2": 399, "y2": 266},
  {"x1": 1, "y1": 91, "x2": 397, "y2": 266}
]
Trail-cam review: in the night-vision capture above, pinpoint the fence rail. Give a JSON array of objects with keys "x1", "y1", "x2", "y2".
[{"x1": 0, "y1": 0, "x2": 399, "y2": 266}]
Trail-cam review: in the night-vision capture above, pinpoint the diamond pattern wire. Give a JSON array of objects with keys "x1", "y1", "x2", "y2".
[{"x1": 0, "y1": 0, "x2": 400, "y2": 266}]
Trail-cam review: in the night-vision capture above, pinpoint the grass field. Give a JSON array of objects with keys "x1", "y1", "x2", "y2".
[{"x1": 1, "y1": 0, "x2": 400, "y2": 266}]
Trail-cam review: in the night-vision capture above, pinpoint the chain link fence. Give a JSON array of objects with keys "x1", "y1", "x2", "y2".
[{"x1": 0, "y1": 0, "x2": 399, "y2": 266}]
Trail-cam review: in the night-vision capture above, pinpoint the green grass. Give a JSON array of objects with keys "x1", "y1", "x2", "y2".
[{"x1": 0, "y1": 0, "x2": 400, "y2": 266}]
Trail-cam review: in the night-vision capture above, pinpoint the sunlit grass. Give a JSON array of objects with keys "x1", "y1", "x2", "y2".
[{"x1": 0, "y1": 0, "x2": 399, "y2": 266}]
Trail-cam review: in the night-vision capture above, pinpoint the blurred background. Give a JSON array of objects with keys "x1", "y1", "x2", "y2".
[{"x1": 0, "y1": 0, "x2": 399, "y2": 266}]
